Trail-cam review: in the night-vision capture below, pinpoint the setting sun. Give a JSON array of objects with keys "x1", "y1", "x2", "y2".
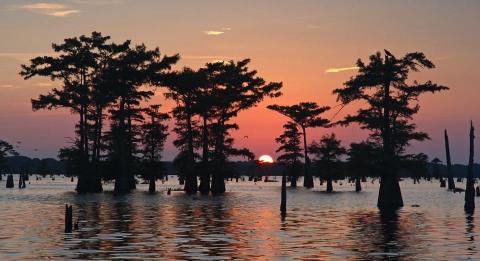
[{"x1": 258, "y1": 155, "x2": 274, "y2": 164}]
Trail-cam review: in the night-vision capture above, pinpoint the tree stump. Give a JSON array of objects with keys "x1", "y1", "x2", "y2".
[
  {"x1": 280, "y1": 173, "x2": 287, "y2": 217},
  {"x1": 65, "y1": 204, "x2": 73, "y2": 233},
  {"x1": 6, "y1": 174, "x2": 14, "y2": 188}
]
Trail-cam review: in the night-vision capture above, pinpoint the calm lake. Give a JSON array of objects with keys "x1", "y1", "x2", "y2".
[{"x1": 0, "y1": 175, "x2": 479, "y2": 260}]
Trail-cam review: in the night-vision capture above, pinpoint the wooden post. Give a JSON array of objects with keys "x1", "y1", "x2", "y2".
[
  {"x1": 65, "y1": 204, "x2": 73, "y2": 233},
  {"x1": 445, "y1": 130, "x2": 456, "y2": 190},
  {"x1": 465, "y1": 122, "x2": 475, "y2": 212},
  {"x1": 280, "y1": 173, "x2": 287, "y2": 217}
]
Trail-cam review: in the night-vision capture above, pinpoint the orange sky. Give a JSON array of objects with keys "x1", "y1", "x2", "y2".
[{"x1": 0, "y1": 0, "x2": 479, "y2": 163}]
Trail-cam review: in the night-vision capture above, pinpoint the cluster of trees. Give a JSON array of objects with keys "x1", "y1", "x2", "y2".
[
  {"x1": 18, "y1": 32, "x2": 451, "y2": 210},
  {"x1": 272, "y1": 50, "x2": 448, "y2": 209},
  {"x1": 20, "y1": 32, "x2": 282, "y2": 195}
]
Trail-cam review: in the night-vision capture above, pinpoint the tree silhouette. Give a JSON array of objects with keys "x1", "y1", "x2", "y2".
[
  {"x1": 103, "y1": 43, "x2": 178, "y2": 194},
  {"x1": 333, "y1": 50, "x2": 448, "y2": 209},
  {"x1": 163, "y1": 67, "x2": 205, "y2": 194},
  {"x1": 20, "y1": 32, "x2": 119, "y2": 193},
  {"x1": 267, "y1": 102, "x2": 330, "y2": 188},
  {"x1": 309, "y1": 134, "x2": 346, "y2": 192},
  {"x1": 207, "y1": 60, "x2": 282, "y2": 194},
  {"x1": 430, "y1": 157, "x2": 444, "y2": 187},
  {"x1": 275, "y1": 122, "x2": 303, "y2": 187},
  {"x1": 139, "y1": 105, "x2": 170, "y2": 193},
  {"x1": 0, "y1": 140, "x2": 18, "y2": 174},
  {"x1": 21, "y1": 32, "x2": 178, "y2": 194},
  {"x1": 347, "y1": 141, "x2": 382, "y2": 191}
]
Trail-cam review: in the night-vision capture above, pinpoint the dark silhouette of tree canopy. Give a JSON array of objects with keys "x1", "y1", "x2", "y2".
[
  {"x1": 20, "y1": 32, "x2": 120, "y2": 193},
  {"x1": 20, "y1": 32, "x2": 178, "y2": 194},
  {"x1": 0, "y1": 140, "x2": 18, "y2": 173},
  {"x1": 139, "y1": 105, "x2": 170, "y2": 193},
  {"x1": 206, "y1": 60, "x2": 282, "y2": 194},
  {"x1": 267, "y1": 102, "x2": 330, "y2": 188},
  {"x1": 103, "y1": 43, "x2": 178, "y2": 194},
  {"x1": 347, "y1": 141, "x2": 382, "y2": 191},
  {"x1": 309, "y1": 134, "x2": 346, "y2": 192},
  {"x1": 333, "y1": 50, "x2": 449, "y2": 209},
  {"x1": 163, "y1": 67, "x2": 205, "y2": 194},
  {"x1": 275, "y1": 122, "x2": 303, "y2": 187}
]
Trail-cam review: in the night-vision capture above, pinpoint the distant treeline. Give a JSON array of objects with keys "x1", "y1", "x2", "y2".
[{"x1": 3, "y1": 155, "x2": 479, "y2": 179}]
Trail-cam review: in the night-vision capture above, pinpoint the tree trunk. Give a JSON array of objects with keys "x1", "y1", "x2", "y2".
[
  {"x1": 199, "y1": 116, "x2": 210, "y2": 194},
  {"x1": 211, "y1": 120, "x2": 226, "y2": 194},
  {"x1": 290, "y1": 175, "x2": 297, "y2": 187},
  {"x1": 280, "y1": 172, "x2": 287, "y2": 216},
  {"x1": 211, "y1": 168, "x2": 226, "y2": 194},
  {"x1": 149, "y1": 175, "x2": 156, "y2": 193},
  {"x1": 445, "y1": 130, "x2": 456, "y2": 190},
  {"x1": 114, "y1": 101, "x2": 131, "y2": 194},
  {"x1": 440, "y1": 178, "x2": 446, "y2": 187},
  {"x1": 184, "y1": 111, "x2": 198, "y2": 194},
  {"x1": 326, "y1": 177, "x2": 333, "y2": 192},
  {"x1": 377, "y1": 80, "x2": 403, "y2": 210},
  {"x1": 378, "y1": 173, "x2": 404, "y2": 209},
  {"x1": 65, "y1": 204, "x2": 73, "y2": 233},
  {"x1": 6, "y1": 174, "x2": 14, "y2": 188},
  {"x1": 355, "y1": 177, "x2": 362, "y2": 192},
  {"x1": 465, "y1": 122, "x2": 475, "y2": 212},
  {"x1": 302, "y1": 126, "x2": 313, "y2": 188}
]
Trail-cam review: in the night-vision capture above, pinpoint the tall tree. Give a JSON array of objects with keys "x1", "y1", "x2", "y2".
[
  {"x1": 104, "y1": 43, "x2": 178, "y2": 194},
  {"x1": 20, "y1": 32, "x2": 120, "y2": 193},
  {"x1": 333, "y1": 50, "x2": 448, "y2": 209},
  {"x1": 207, "y1": 60, "x2": 282, "y2": 194},
  {"x1": 139, "y1": 105, "x2": 170, "y2": 193},
  {"x1": 267, "y1": 102, "x2": 330, "y2": 188},
  {"x1": 309, "y1": 134, "x2": 346, "y2": 192},
  {"x1": 275, "y1": 122, "x2": 303, "y2": 187},
  {"x1": 163, "y1": 68, "x2": 205, "y2": 194}
]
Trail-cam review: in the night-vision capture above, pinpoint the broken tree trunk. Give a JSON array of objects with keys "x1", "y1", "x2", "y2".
[
  {"x1": 445, "y1": 130, "x2": 456, "y2": 190},
  {"x1": 465, "y1": 122, "x2": 475, "y2": 212},
  {"x1": 65, "y1": 204, "x2": 73, "y2": 233},
  {"x1": 6, "y1": 174, "x2": 14, "y2": 188},
  {"x1": 280, "y1": 172, "x2": 287, "y2": 217}
]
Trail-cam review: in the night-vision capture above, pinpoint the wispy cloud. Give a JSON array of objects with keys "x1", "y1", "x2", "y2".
[
  {"x1": 34, "y1": 82, "x2": 53, "y2": 87},
  {"x1": 19, "y1": 3, "x2": 80, "y2": 17},
  {"x1": 203, "y1": 27, "x2": 231, "y2": 36},
  {"x1": 325, "y1": 66, "x2": 359, "y2": 73},
  {"x1": 204, "y1": 31, "x2": 225, "y2": 36}
]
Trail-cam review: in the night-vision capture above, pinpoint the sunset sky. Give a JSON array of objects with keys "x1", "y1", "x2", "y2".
[{"x1": 0, "y1": 0, "x2": 479, "y2": 163}]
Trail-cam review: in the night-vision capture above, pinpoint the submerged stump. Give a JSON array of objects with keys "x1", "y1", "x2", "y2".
[
  {"x1": 6, "y1": 174, "x2": 14, "y2": 188},
  {"x1": 280, "y1": 173, "x2": 287, "y2": 217},
  {"x1": 445, "y1": 130, "x2": 456, "y2": 190},
  {"x1": 65, "y1": 204, "x2": 73, "y2": 233},
  {"x1": 465, "y1": 122, "x2": 475, "y2": 212}
]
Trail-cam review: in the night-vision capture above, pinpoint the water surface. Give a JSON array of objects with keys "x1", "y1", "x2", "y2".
[{"x1": 0, "y1": 176, "x2": 478, "y2": 260}]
